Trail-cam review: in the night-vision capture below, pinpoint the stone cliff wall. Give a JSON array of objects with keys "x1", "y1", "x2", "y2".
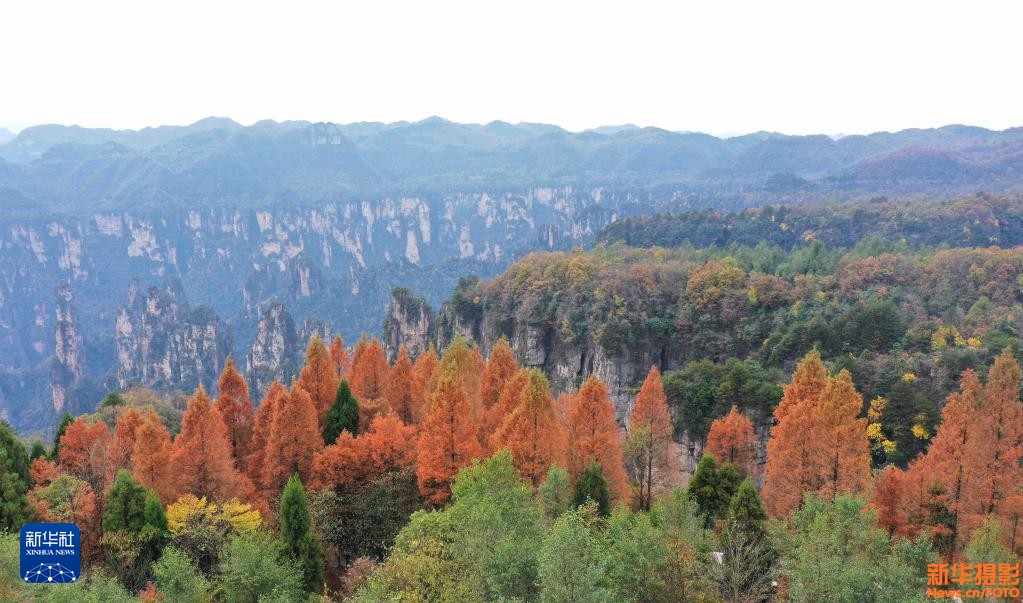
[
  {"x1": 115, "y1": 278, "x2": 230, "y2": 393},
  {"x1": 1, "y1": 187, "x2": 680, "y2": 432},
  {"x1": 382, "y1": 288, "x2": 433, "y2": 360}
]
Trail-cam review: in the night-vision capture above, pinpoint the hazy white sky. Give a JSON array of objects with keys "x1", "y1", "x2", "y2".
[{"x1": 2, "y1": 0, "x2": 1020, "y2": 135}]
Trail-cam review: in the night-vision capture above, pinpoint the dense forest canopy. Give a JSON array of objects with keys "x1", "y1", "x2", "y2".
[
  {"x1": 599, "y1": 194, "x2": 1023, "y2": 250},
  {"x1": 3, "y1": 192, "x2": 1022, "y2": 600},
  {"x1": 452, "y1": 238, "x2": 1023, "y2": 420}
]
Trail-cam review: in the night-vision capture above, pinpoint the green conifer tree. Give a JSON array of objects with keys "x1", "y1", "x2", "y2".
[
  {"x1": 0, "y1": 420, "x2": 31, "y2": 530},
  {"x1": 687, "y1": 454, "x2": 741, "y2": 527},
  {"x1": 279, "y1": 474, "x2": 324, "y2": 593},
  {"x1": 539, "y1": 465, "x2": 572, "y2": 522},
  {"x1": 51, "y1": 411, "x2": 74, "y2": 460},
  {"x1": 323, "y1": 380, "x2": 360, "y2": 444},
  {"x1": 572, "y1": 461, "x2": 611, "y2": 517},
  {"x1": 103, "y1": 469, "x2": 149, "y2": 533},
  {"x1": 29, "y1": 440, "x2": 47, "y2": 461}
]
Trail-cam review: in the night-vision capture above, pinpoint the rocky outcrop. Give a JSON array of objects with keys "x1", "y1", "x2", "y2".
[
  {"x1": 246, "y1": 301, "x2": 301, "y2": 396},
  {"x1": 434, "y1": 304, "x2": 677, "y2": 425},
  {"x1": 288, "y1": 256, "x2": 324, "y2": 300},
  {"x1": 382, "y1": 288, "x2": 433, "y2": 360},
  {"x1": 115, "y1": 278, "x2": 231, "y2": 392},
  {"x1": 397, "y1": 293, "x2": 712, "y2": 474},
  {"x1": 0, "y1": 187, "x2": 677, "y2": 433},
  {"x1": 50, "y1": 283, "x2": 84, "y2": 412}
]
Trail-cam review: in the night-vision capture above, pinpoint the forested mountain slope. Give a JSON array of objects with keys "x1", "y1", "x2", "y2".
[
  {"x1": 599, "y1": 193, "x2": 1023, "y2": 249},
  {"x1": 390, "y1": 239, "x2": 1023, "y2": 471},
  {"x1": 4, "y1": 115, "x2": 1023, "y2": 436}
]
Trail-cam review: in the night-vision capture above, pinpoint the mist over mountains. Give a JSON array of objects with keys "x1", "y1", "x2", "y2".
[
  {"x1": 3, "y1": 115, "x2": 1023, "y2": 435},
  {"x1": 3, "y1": 117, "x2": 1023, "y2": 219}
]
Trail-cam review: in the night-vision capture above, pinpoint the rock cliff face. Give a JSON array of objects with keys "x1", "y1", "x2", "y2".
[
  {"x1": 397, "y1": 292, "x2": 737, "y2": 475},
  {"x1": 434, "y1": 301, "x2": 681, "y2": 426},
  {"x1": 246, "y1": 301, "x2": 300, "y2": 396},
  {"x1": 50, "y1": 283, "x2": 84, "y2": 413},
  {"x1": 435, "y1": 298, "x2": 714, "y2": 474},
  {"x1": 1, "y1": 186, "x2": 661, "y2": 432},
  {"x1": 115, "y1": 278, "x2": 231, "y2": 392},
  {"x1": 382, "y1": 288, "x2": 433, "y2": 360}
]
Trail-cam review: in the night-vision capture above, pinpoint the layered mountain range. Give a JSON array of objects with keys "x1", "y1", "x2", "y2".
[
  {"x1": 3, "y1": 116, "x2": 1023, "y2": 435},
  {"x1": 4, "y1": 118, "x2": 1023, "y2": 217}
]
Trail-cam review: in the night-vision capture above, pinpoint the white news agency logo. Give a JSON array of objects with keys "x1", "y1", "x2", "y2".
[
  {"x1": 19, "y1": 523, "x2": 81, "y2": 585},
  {"x1": 24, "y1": 531, "x2": 76, "y2": 550}
]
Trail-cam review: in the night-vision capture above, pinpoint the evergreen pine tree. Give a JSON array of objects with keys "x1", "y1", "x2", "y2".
[
  {"x1": 323, "y1": 380, "x2": 360, "y2": 444},
  {"x1": 0, "y1": 420, "x2": 31, "y2": 530},
  {"x1": 141, "y1": 491, "x2": 169, "y2": 563},
  {"x1": 51, "y1": 411, "x2": 74, "y2": 460},
  {"x1": 882, "y1": 378, "x2": 929, "y2": 467},
  {"x1": 728, "y1": 479, "x2": 768, "y2": 532},
  {"x1": 687, "y1": 454, "x2": 741, "y2": 527},
  {"x1": 102, "y1": 469, "x2": 149, "y2": 533},
  {"x1": 143, "y1": 492, "x2": 168, "y2": 535},
  {"x1": 720, "y1": 479, "x2": 775, "y2": 601},
  {"x1": 29, "y1": 440, "x2": 47, "y2": 461},
  {"x1": 100, "y1": 391, "x2": 127, "y2": 408},
  {"x1": 102, "y1": 471, "x2": 169, "y2": 589},
  {"x1": 572, "y1": 461, "x2": 611, "y2": 517},
  {"x1": 280, "y1": 474, "x2": 324, "y2": 594},
  {"x1": 539, "y1": 465, "x2": 572, "y2": 522}
]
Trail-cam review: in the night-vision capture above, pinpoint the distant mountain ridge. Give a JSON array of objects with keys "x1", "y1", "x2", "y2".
[
  {"x1": 5, "y1": 115, "x2": 1023, "y2": 436},
  {"x1": 3, "y1": 118, "x2": 1023, "y2": 218}
]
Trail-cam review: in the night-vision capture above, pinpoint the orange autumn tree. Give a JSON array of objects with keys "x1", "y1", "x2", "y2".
[
  {"x1": 109, "y1": 407, "x2": 147, "y2": 476},
  {"x1": 704, "y1": 406, "x2": 758, "y2": 478},
  {"x1": 901, "y1": 370, "x2": 983, "y2": 558},
  {"x1": 312, "y1": 414, "x2": 418, "y2": 491},
  {"x1": 350, "y1": 336, "x2": 391, "y2": 425},
  {"x1": 565, "y1": 375, "x2": 629, "y2": 500},
  {"x1": 762, "y1": 351, "x2": 830, "y2": 517},
  {"x1": 480, "y1": 337, "x2": 519, "y2": 428},
  {"x1": 416, "y1": 366, "x2": 483, "y2": 506},
  {"x1": 438, "y1": 337, "x2": 484, "y2": 410},
  {"x1": 27, "y1": 469, "x2": 100, "y2": 562},
  {"x1": 411, "y1": 345, "x2": 440, "y2": 422},
  {"x1": 131, "y1": 412, "x2": 175, "y2": 503},
  {"x1": 215, "y1": 355, "x2": 255, "y2": 470},
  {"x1": 296, "y1": 335, "x2": 341, "y2": 425},
  {"x1": 762, "y1": 351, "x2": 871, "y2": 518},
  {"x1": 172, "y1": 386, "x2": 252, "y2": 501},
  {"x1": 384, "y1": 347, "x2": 416, "y2": 424},
  {"x1": 492, "y1": 369, "x2": 566, "y2": 488},
  {"x1": 873, "y1": 465, "x2": 910, "y2": 537},
  {"x1": 58, "y1": 416, "x2": 112, "y2": 495},
  {"x1": 903, "y1": 354, "x2": 1023, "y2": 559},
  {"x1": 261, "y1": 384, "x2": 322, "y2": 497},
  {"x1": 246, "y1": 380, "x2": 286, "y2": 486},
  {"x1": 962, "y1": 349, "x2": 1023, "y2": 542},
  {"x1": 330, "y1": 334, "x2": 352, "y2": 379},
  {"x1": 627, "y1": 366, "x2": 674, "y2": 511},
  {"x1": 486, "y1": 368, "x2": 531, "y2": 451},
  {"x1": 815, "y1": 371, "x2": 871, "y2": 500},
  {"x1": 30, "y1": 457, "x2": 60, "y2": 486}
]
